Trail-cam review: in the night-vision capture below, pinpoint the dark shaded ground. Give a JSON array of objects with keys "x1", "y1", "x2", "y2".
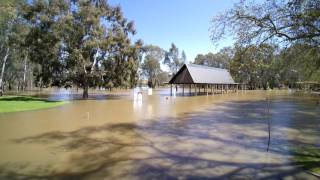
[
  {"x1": 0, "y1": 96, "x2": 55, "y2": 102},
  {"x1": 0, "y1": 97, "x2": 319, "y2": 179}
]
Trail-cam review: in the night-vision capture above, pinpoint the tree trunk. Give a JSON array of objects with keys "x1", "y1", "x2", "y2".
[
  {"x1": 0, "y1": 47, "x2": 10, "y2": 94},
  {"x1": 83, "y1": 85, "x2": 89, "y2": 99},
  {"x1": 23, "y1": 54, "x2": 27, "y2": 91}
]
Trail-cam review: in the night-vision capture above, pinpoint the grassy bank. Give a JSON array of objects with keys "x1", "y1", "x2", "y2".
[
  {"x1": 293, "y1": 147, "x2": 320, "y2": 175},
  {"x1": 0, "y1": 96, "x2": 67, "y2": 113}
]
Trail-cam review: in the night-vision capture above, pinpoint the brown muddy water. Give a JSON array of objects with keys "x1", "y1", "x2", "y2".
[{"x1": 0, "y1": 89, "x2": 319, "y2": 179}]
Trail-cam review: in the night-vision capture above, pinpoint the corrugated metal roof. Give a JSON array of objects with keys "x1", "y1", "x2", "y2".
[{"x1": 169, "y1": 64, "x2": 235, "y2": 84}]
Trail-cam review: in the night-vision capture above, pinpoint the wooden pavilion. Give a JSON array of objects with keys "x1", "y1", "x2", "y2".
[
  {"x1": 168, "y1": 64, "x2": 245, "y2": 96},
  {"x1": 295, "y1": 81, "x2": 320, "y2": 91}
]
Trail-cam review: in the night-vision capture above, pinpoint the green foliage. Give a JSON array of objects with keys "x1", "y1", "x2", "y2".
[
  {"x1": 194, "y1": 47, "x2": 234, "y2": 69},
  {"x1": 230, "y1": 44, "x2": 279, "y2": 89},
  {"x1": 279, "y1": 44, "x2": 320, "y2": 84},
  {"x1": 19, "y1": 0, "x2": 143, "y2": 98},
  {"x1": 211, "y1": 0, "x2": 320, "y2": 47},
  {"x1": 141, "y1": 44, "x2": 166, "y2": 87},
  {"x1": 211, "y1": 0, "x2": 320, "y2": 88},
  {"x1": 142, "y1": 56, "x2": 161, "y2": 88},
  {"x1": 0, "y1": 96, "x2": 67, "y2": 113},
  {"x1": 163, "y1": 43, "x2": 186, "y2": 74}
]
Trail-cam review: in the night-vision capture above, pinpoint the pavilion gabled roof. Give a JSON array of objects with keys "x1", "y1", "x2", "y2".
[{"x1": 169, "y1": 64, "x2": 235, "y2": 84}]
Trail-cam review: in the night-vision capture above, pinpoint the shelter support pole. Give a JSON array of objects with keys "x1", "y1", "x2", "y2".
[
  {"x1": 182, "y1": 84, "x2": 184, "y2": 96},
  {"x1": 170, "y1": 84, "x2": 172, "y2": 96},
  {"x1": 211, "y1": 84, "x2": 213, "y2": 95},
  {"x1": 215, "y1": 84, "x2": 217, "y2": 94},
  {"x1": 189, "y1": 84, "x2": 191, "y2": 96},
  {"x1": 212, "y1": 84, "x2": 215, "y2": 95},
  {"x1": 206, "y1": 84, "x2": 208, "y2": 96}
]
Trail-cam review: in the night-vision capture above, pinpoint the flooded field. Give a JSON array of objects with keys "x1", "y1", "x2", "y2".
[{"x1": 0, "y1": 89, "x2": 319, "y2": 179}]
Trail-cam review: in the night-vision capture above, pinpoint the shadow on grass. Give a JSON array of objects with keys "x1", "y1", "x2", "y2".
[{"x1": 1, "y1": 99, "x2": 319, "y2": 179}]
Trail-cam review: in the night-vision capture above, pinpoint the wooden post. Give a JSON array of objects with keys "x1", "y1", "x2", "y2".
[
  {"x1": 170, "y1": 84, "x2": 172, "y2": 96},
  {"x1": 206, "y1": 84, "x2": 209, "y2": 96},
  {"x1": 189, "y1": 84, "x2": 191, "y2": 96},
  {"x1": 182, "y1": 84, "x2": 184, "y2": 96}
]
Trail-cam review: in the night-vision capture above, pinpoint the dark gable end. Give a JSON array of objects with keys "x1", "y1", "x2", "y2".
[
  {"x1": 169, "y1": 64, "x2": 194, "y2": 84},
  {"x1": 169, "y1": 64, "x2": 235, "y2": 84}
]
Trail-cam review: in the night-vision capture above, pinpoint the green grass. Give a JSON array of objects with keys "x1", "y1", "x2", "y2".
[
  {"x1": 0, "y1": 96, "x2": 68, "y2": 113},
  {"x1": 292, "y1": 146, "x2": 320, "y2": 175}
]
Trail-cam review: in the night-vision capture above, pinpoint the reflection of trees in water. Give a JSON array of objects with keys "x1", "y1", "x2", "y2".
[{"x1": 1, "y1": 100, "x2": 319, "y2": 179}]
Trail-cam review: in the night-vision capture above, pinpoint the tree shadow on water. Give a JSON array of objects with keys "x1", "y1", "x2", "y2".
[{"x1": 1, "y1": 100, "x2": 319, "y2": 179}]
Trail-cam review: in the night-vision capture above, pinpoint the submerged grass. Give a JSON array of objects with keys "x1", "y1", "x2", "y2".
[
  {"x1": 0, "y1": 96, "x2": 68, "y2": 113},
  {"x1": 292, "y1": 146, "x2": 320, "y2": 175}
]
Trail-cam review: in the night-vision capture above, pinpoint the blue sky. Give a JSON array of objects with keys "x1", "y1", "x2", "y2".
[{"x1": 108, "y1": 0, "x2": 236, "y2": 63}]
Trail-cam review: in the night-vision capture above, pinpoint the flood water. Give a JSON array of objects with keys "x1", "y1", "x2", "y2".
[{"x1": 0, "y1": 89, "x2": 319, "y2": 179}]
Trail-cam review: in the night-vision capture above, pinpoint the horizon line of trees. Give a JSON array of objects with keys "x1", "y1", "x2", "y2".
[
  {"x1": 0, "y1": 0, "x2": 186, "y2": 98},
  {"x1": 193, "y1": 43, "x2": 320, "y2": 90},
  {"x1": 194, "y1": 0, "x2": 319, "y2": 90},
  {"x1": 1, "y1": 0, "x2": 319, "y2": 98}
]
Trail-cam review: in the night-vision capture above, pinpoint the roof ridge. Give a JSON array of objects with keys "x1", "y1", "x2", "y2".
[{"x1": 186, "y1": 63, "x2": 228, "y2": 71}]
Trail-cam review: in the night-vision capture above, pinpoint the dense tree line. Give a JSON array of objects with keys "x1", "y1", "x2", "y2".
[
  {"x1": 0, "y1": 0, "x2": 187, "y2": 97},
  {"x1": 194, "y1": 47, "x2": 234, "y2": 69},
  {"x1": 194, "y1": 43, "x2": 320, "y2": 90},
  {"x1": 193, "y1": 0, "x2": 320, "y2": 90},
  {"x1": 1, "y1": 0, "x2": 319, "y2": 97},
  {"x1": 0, "y1": 0, "x2": 144, "y2": 98}
]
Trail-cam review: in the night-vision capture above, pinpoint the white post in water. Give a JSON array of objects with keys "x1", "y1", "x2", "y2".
[{"x1": 148, "y1": 88, "x2": 152, "y2": 95}]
